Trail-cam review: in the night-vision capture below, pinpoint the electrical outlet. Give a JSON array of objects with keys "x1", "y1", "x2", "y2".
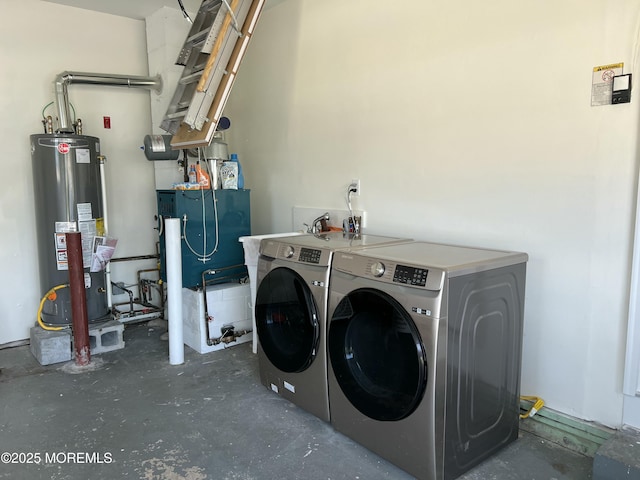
[{"x1": 350, "y1": 179, "x2": 360, "y2": 196}]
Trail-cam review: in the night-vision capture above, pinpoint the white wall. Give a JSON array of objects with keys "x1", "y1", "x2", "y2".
[
  {"x1": 224, "y1": 0, "x2": 640, "y2": 427},
  {"x1": 0, "y1": 1, "x2": 157, "y2": 344}
]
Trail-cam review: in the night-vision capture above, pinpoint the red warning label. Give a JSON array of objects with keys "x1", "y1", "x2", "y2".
[{"x1": 58, "y1": 143, "x2": 70, "y2": 154}]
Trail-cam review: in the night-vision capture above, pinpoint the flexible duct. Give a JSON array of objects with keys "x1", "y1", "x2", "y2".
[{"x1": 54, "y1": 71, "x2": 163, "y2": 133}]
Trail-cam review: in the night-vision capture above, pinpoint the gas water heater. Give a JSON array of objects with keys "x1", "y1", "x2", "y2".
[{"x1": 30, "y1": 133, "x2": 109, "y2": 326}]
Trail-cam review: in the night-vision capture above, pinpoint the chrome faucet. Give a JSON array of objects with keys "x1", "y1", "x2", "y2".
[{"x1": 305, "y1": 212, "x2": 330, "y2": 233}]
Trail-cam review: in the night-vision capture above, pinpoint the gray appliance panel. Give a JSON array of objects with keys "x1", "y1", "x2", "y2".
[
  {"x1": 443, "y1": 263, "x2": 526, "y2": 479},
  {"x1": 326, "y1": 269, "x2": 447, "y2": 479},
  {"x1": 326, "y1": 246, "x2": 527, "y2": 480},
  {"x1": 281, "y1": 232, "x2": 410, "y2": 249},
  {"x1": 259, "y1": 232, "x2": 411, "y2": 267},
  {"x1": 332, "y1": 251, "x2": 447, "y2": 294},
  {"x1": 255, "y1": 255, "x2": 331, "y2": 422},
  {"x1": 335, "y1": 241, "x2": 528, "y2": 277}
]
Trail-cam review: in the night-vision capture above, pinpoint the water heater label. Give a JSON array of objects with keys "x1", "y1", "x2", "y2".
[
  {"x1": 79, "y1": 220, "x2": 97, "y2": 268},
  {"x1": 54, "y1": 222, "x2": 77, "y2": 271},
  {"x1": 55, "y1": 221, "x2": 76, "y2": 233},
  {"x1": 54, "y1": 233, "x2": 68, "y2": 271},
  {"x1": 56, "y1": 248, "x2": 68, "y2": 270},
  {"x1": 77, "y1": 203, "x2": 93, "y2": 222},
  {"x1": 76, "y1": 149, "x2": 90, "y2": 164}
]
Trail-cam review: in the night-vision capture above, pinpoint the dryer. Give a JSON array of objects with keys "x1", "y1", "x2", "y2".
[
  {"x1": 255, "y1": 232, "x2": 411, "y2": 422},
  {"x1": 327, "y1": 241, "x2": 527, "y2": 480}
]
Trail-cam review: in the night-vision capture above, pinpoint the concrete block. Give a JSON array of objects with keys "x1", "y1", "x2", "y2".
[
  {"x1": 30, "y1": 327, "x2": 71, "y2": 365},
  {"x1": 593, "y1": 428, "x2": 640, "y2": 480},
  {"x1": 87, "y1": 320, "x2": 125, "y2": 354},
  {"x1": 30, "y1": 321, "x2": 124, "y2": 365}
]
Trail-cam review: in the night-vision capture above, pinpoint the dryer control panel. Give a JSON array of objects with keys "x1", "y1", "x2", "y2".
[{"x1": 332, "y1": 253, "x2": 445, "y2": 291}]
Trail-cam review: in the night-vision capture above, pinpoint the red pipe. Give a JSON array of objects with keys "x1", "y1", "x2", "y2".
[{"x1": 66, "y1": 232, "x2": 91, "y2": 366}]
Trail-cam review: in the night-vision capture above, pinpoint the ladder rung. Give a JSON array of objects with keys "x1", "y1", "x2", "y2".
[
  {"x1": 186, "y1": 29, "x2": 210, "y2": 46},
  {"x1": 162, "y1": 0, "x2": 262, "y2": 139},
  {"x1": 166, "y1": 109, "x2": 188, "y2": 120},
  {"x1": 179, "y1": 71, "x2": 204, "y2": 85},
  {"x1": 176, "y1": 48, "x2": 192, "y2": 66},
  {"x1": 199, "y1": 0, "x2": 222, "y2": 14}
]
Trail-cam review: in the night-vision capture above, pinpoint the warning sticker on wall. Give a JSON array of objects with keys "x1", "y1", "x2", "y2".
[{"x1": 591, "y1": 62, "x2": 624, "y2": 106}]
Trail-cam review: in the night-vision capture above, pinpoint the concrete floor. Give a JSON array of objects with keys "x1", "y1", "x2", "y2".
[{"x1": 0, "y1": 323, "x2": 593, "y2": 480}]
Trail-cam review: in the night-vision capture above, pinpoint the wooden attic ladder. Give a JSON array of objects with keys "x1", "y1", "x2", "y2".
[{"x1": 161, "y1": 0, "x2": 265, "y2": 149}]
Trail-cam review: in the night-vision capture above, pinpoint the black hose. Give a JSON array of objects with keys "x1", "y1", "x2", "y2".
[{"x1": 177, "y1": 0, "x2": 193, "y2": 23}]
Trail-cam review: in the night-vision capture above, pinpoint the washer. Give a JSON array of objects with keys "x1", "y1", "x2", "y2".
[
  {"x1": 255, "y1": 232, "x2": 412, "y2": 422},
  {"x1": 327, "y1": 241, "x2": 528, "y2": 480}
]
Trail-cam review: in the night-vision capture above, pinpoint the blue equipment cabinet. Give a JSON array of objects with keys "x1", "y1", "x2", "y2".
[{"x1": 157, "y1": 189, "x2": 251, "y2": 288}]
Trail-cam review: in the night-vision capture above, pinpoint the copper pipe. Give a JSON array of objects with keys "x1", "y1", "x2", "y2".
[{"x1": 110, "y1": 254, "x2": 159, "y2": 263}]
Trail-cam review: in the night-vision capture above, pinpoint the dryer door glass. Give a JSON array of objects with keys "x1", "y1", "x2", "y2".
[
  {"x1": 329, "y1": 288, "x2": 427, "y2": 421},
  {"x1": 256, "y1": 267, "x2": 320, "y2": 373}
]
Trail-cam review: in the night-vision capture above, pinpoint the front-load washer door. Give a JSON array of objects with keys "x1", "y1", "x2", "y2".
[
  {"x1": 256, "y1": 267, "x2": 320, "y2": 373},
  {"x1": 328, "y1": 288, "x2": 428, "y2": 421}
]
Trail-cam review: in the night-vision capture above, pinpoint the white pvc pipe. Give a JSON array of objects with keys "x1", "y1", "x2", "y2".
[
  {"x1": 98, "y1": 156, "x2": 113, "y2": 309},
  {"x1": 165, "y1": 218, "x2": 184, "y2": 365}
]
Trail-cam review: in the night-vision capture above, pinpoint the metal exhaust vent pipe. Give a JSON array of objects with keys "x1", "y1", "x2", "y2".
[{"x1": 54, "y1": 71, "x2": 163, "y2": 133}]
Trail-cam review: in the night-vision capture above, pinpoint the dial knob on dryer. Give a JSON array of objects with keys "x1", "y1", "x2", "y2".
[
  {"x1": 284, "y1": 245, "x2": 295, "y2": 258},
  {"x1": 370, "y1": 261, "x2": 386, "y2": 277}
]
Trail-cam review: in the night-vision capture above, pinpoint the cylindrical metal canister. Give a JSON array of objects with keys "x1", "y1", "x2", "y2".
[{"x1": 143, "y1": 134, "x2": 180, "y2": 160}]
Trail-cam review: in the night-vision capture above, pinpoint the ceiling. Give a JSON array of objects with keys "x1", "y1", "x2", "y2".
[{"x1": 42, "y1": 0, "x2": 281, "y2": 20}]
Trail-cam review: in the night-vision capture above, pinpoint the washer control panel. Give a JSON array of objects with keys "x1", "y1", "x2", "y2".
[
  {"x1": 393, "y1": 264, "x2": 428, "y2": 287},
  {"x1": 261, "y1": 240, "x2": 331, "y2": 266},
  {"x1": 299, "y1": 247, "x2": 321, "y2": 264}
]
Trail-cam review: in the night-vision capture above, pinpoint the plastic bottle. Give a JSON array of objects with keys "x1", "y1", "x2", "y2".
[
  {"x1": 230, "y1": 153, "x2": 244, "y2": 189},
  {"x1": 196, "y1": 161, "x2": 210, "y2": 188},
  {"x1": 188, "y1": 164, "x2": 197, "y2": 184}
]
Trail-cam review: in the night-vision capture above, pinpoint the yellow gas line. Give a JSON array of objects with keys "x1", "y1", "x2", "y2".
[{"x1": 37, "y1": 284, "x2": 69, "y2": 331}]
